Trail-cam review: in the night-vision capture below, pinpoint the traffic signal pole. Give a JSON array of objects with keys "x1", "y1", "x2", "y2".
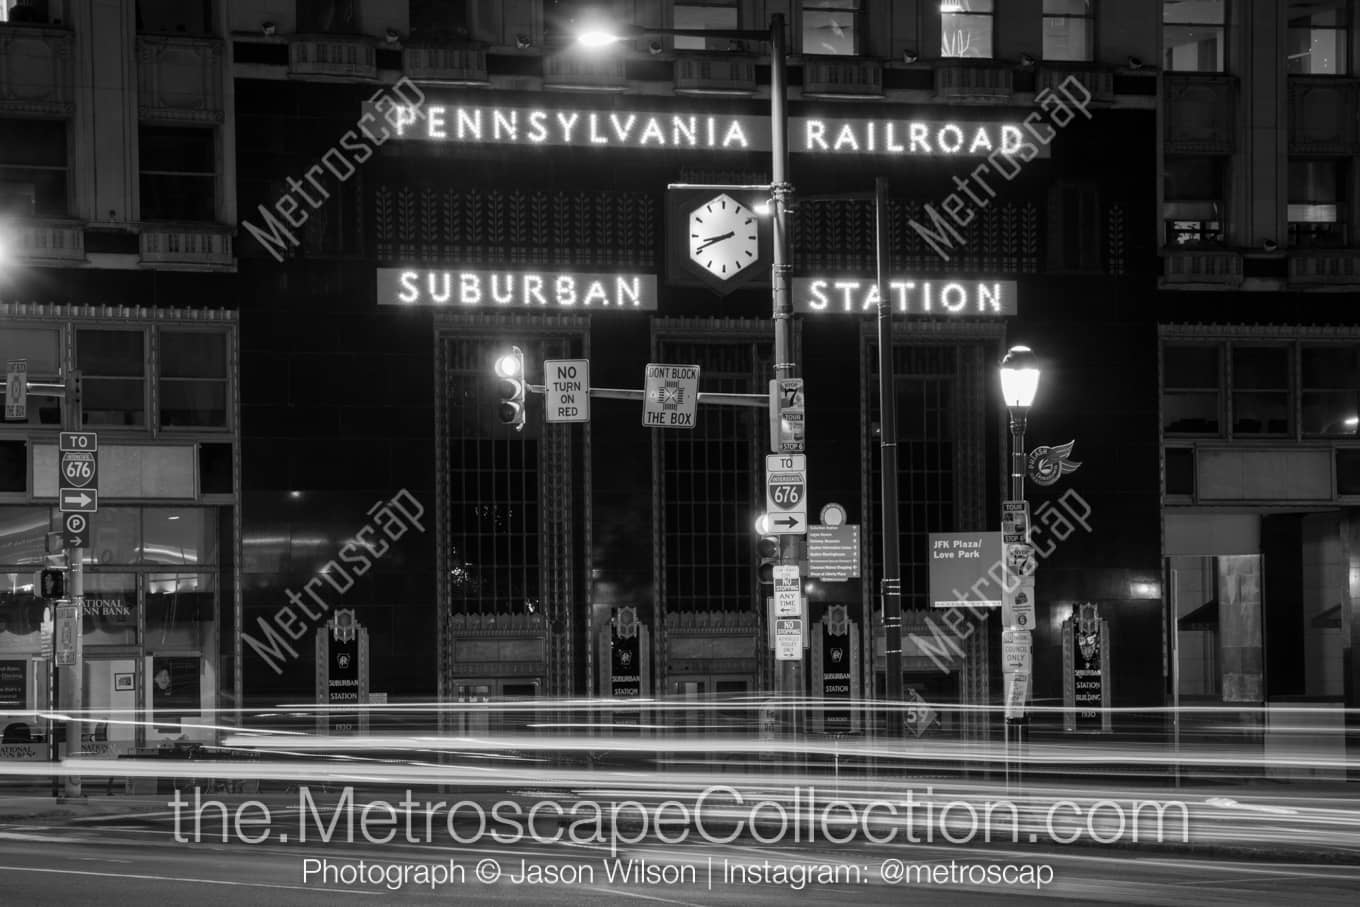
[{"x1": 60, "y1": 373, "x2": 83, "y2": 799}]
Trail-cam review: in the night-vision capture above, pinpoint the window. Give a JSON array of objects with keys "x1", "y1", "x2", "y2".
[
  {"x1": 1044, "y1": 0, "x2": 1094, "y2": 62},
  {"x1": 1288, "y1": 159, "x2": 1349, "y2": 248},
  {"x1": 941, "y1": 0, "x2": 993, "y2": 59},
  {"x1": 1288, "y1": 1, "x2": 1349, "y2": 74},
  {"x1": 159, "y1": 331, "x2": 228, "y2": 428},
  {"x1": 1302, "y1": 344, "x2": 1360, "y2": 435},
  {"x1": 803, "y1": 1, "x2": 858, "y2": 55},
  {"x1": 409, "y1": 0, "x2": 473, "y2": 42},
  {"x1": 77, "y1": 330, "x2": 146, "y2": 427},
  {"x1": 136, "y1": 0, "x2": 212, "y2": 35},
  {"x1": 674, "y1": 1, "x2": 738, "y2": 51},
  {"x1": 1231, "y1": 346, "x2": 1290, "y2": 435},
  {"x1": 0, "y1": 1, "x2": 54, "y2": 24},
  {"x1": 1163, "y1": 0, "x2": 1227, "y2": 72},
  {"x1": 295, "y1": 0, "x2": 358, "y2": 34},
  {"x1": 543, "y1": 0, "x2": 619, "y2": 43},
  {"x1": 1164, "y1": 156, "x2": 1226, "y2": 246},
  {"x1": 0, "y1": 118, "x2": 68, "y2": 217},
  {"x1": 1163, "y1": 344, "x2": 1222, "y2": 434},
  {"x1": 0, "y1": 326, "x2": 61, "y2": 425},
  {"x1": 139, "y1": 126, "x2": 215, "y2": 222},
  {"x1": 1047, "y1": 181, "x2": 1102, "y2": 271}
]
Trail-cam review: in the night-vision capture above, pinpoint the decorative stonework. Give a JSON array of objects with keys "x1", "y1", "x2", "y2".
[
  {"x1": 673, "y1": 54, "x2": 756, "y2": 94},
  {"x1": 1289, "y1": 249, "x2": 1360, "y2": 286},
  {"x1": 1037, "y1": 66, "x2": 1114, "y2": 103},
  {"x1": 1162, "y1": 249, "x2": 1243, "y2": 287},
  {"x1": 139, "y1": 225, "x2": 234, "y2": 269},
  {"x1": 1164, "y1": 74, "x2": 1237, "y2": 154},
  {"x1": 543, "y1": 55, "x2": 626, "y2": 91},
  {"x1": 8, "y1": 219, "x2": 84, "y2": 264},
  {"x1": 0, "y1": 24, "x2": 73, "y2": 115},
  {"x1": 934, "y1": 61, "x2": 1014, "y2": 103},
  {"x1": 1287, "y1": 77, "x2": 1360, "y2": 154},
  {"x1": 137, "y1": 35, "x2": 224, "y2": 124},
  {"x1": 289, "y1": 35, "x2": 377, "y2": 80},
  {"x1": 403, "y1": 46, "x2": 487, "y2": 84},
  {"x1": 803, "y1": 56, "x2": 882, "y2": 98}
]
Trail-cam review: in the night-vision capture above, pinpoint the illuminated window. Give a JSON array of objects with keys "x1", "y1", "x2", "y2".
[
  {"x1": 1163, "y1": 156, "x2": 1226, "y2": 247},
  {"x1": 0, "y1": 118, "x2": 67, "y2": 217},
  {"x1": 139, "y1": 126, "x2": 215, "y2": 222},
  {"x1": 1163, "y1": 344, "x2": 1222, "y2": 435},
  {"x1": 1302, "y1": 344, "x2": 1360, "y2": 435},
  {"x1": 295, "y1": 0, "x2": 359, "y2": 34},
  {"x1": 1163, "y1": 0, "x2": 1226, "y2": 72},
  {"x1": 1288, "y1": 1, "x2": 1349, "y2": 74},
  {"x1": 1231, "y1": 346, "x2": 1290, "y2": 436},
  {"x1": 136, "y1": 0, "x2": 213, "y2": 35},
  {"x1": 1044, "y1": 0, "x2": 1094, "y2": 62},
  {"x1": 77, "y1": 330, "x2": 147, "y2": 428},
  {"x1": 802, "y1": 1, "x2": 858, "y2": 55},
  {"x1": 674, "y1": 1, "x2": 738, "y2": 51},
  {"x1": 941, "y1": 0, "x2": 994, "y2": 59},
  {"x1": 1288, "y1": 158, "x2": 1349, "y2": 248}
]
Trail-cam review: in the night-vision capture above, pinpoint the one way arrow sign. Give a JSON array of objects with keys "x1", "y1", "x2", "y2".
[
  {"x1": 59, "y1": 489, "x2": 98, "y2": 513},
  {"x1": 773, "y1": 515, "x2": 802, "y2": 531}
]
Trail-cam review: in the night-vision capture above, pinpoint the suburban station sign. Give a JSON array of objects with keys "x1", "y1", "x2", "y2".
[
  {"x1": 794, "y1": 278, "x2": 1017, "y2": 316},
  {"x1": 377, "y1": 269, "x2": 657, "y2": 310},
  {"x1": 378, "y1": 102, "x2": 1050, "y2": 159}
]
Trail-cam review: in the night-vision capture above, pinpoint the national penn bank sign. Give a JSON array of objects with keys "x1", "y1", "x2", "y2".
[
  {"x1": 376, "y1": 268, "x2": 1016, "y2": 317},
  {"x1": 377, "y1": 102, "x2": 1052, "y2": 159}
]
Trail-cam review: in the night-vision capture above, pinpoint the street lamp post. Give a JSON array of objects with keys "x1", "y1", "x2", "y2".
[
  {"x1": 579, "y1": 17, "x2": 800, "y2": 712},
  {"x1": 999, "y1": 345, "x2": 1040, "y2": 788}
]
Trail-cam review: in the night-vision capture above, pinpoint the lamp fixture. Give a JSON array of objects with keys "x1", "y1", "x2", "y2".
[
  {"x1": 1018, "y1": 52, "x2": 1036, "y2": 68},
  {"x1": 1127, "y1": 55, "x2": 1144, "y2": 70},
  {"x1": 648, "y1": 39, "x2": 664, "y2": 55},
  {"x1": 261, "y1": 20, "x2": 276, "y2": 36},
  {"x1": 902, "y1": 48, "x2": 919, "y2": 64},
  {"x1": 999, "y1": 345, "x2": 1041, "y2": 410},
  {"x1": 515, "y1": 33, "x2": 532, "y2": 49},
  {"x1": 385, "y1": 28, "x2": 400, "y2": 44}
]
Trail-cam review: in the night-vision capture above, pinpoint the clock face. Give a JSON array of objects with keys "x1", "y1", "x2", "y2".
[{"x1": 688, "y1": 193, "x2": 760, "y2": 280}]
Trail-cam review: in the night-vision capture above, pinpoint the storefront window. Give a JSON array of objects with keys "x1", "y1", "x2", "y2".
[
  {"x1": 0, "y1": 326, "x2": 62, "y2": 426},
  {"x1": 143, "y1": 507, "x2": 218, "y2": 565},
  {"x1": 803, "y1": 1, "x2": 858, "y2": 55},
  {"x1": 1302, "y1": 344, "x2": 1360, "y2": 435},
  {"x1": 146, "y1": 572, "x2": 216, "y2": 650},
  {"x1": 1231, "y1": 345, "x2": 1290, "y2": 435},
  {"x1": 0, "y1": 507, "x2": 52, "y2": 567},
  {"x1": 1163, "y1": 0, "x2": 1226, "y2": 72},
  {"x1": 84, "y1": 507, "x2": 142, "y2": 566},
  {"x1": 0, "y1": 117, "x2": 67, "y2": 217},
  {"x1": 674, "y1": 1, "x2": 738, "y2": 50},
  {"x1": 1043, "y1": 0, "x2": 1093, "y2": 62},
  {"x1": 1287, "y1": 1, "x2": 1349, "y2": 75},
  {"x1": 82, "y1": 573, "x2": 137, "y2": 646}
]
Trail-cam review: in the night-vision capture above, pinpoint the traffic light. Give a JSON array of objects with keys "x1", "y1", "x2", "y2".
[
  {"x1": 494, "y1": 346, "x2": 526, "y2": 431},
  {"x1": 757, "y1": 535, "x2": 779, "y2": 585},
  {"x1": 37, "y1": 568, "x2": 65, "y2": 599}
]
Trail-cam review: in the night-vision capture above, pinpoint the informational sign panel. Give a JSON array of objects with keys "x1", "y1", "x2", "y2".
[
  {"x1": 775, "y1": 618, "x2": 803, "y2": 660},
  {"x1": 792, "y1": 278, "x2": 1018, "y2": 316},
  {"x1": 0, "y1": 660, "x2": 26, "y2": 710},
  {"x1": 54, "y1": 604, "x2": 79, "y2": 667},
  {"x1": 642, "y1": 363, "x2": 700, "y2": 429},
  {"x1": 1002, "y1": 500, "x2": 1029, "y2": 544},
  {"x1": 765, "y1": 453, "x2": 808, "y2": 535},
  {"x1": 1064, "y1": 603, "x2": 1112, "y2": 733},
  {"x1": 773, "y1": 564, "x2": 801, "y2": 617},
  {"x1": 610, "y1": 624, "x2": 642, "y2": 698},
  {"x1": 315, "y1": 610, "x2": 370, "y2": 736},
  {"x1": 928, "y1": 531, "x2": 1004, "y2": 608},
  {"x1": 5, "y1": 359, "x2": 26, "y2": 420},
  {"x1": 62, "y1": 513, "x2": 90, "y2": 549},
  {"x1": 376, "y1": 268, "x2": 659, "y2": 310},
  {"x1": 543, "y1": 359, "x2": 590, "y2": 423},
  {"x1": 812, "y1": 606, "x2": 858, "y2": 735},
  {"x1": 598, "y1": 606, "x2": 649, "y2": 703},
  {"x1": 808, "y1": 524, "x2": 860, "y2": 580}
]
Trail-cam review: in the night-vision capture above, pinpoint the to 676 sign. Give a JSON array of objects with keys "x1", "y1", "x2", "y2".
[
  {"x1": 765, "y1": 454, "x2": 807, "y2": 535},
  {"x1": 62, "y1": 452, "x2": 96, "y2": 487}
]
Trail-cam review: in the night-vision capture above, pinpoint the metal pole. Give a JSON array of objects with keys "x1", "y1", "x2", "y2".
[
  {"x1": 61, "y1": 372, "x2": 82, "y2": 800},
  {"x1": 767, "y1": 12, "x2": 802, "y2": 742},
  {"x1": 1008, "y1": 413, "x2": 1027, "y2": 789},
  {"x1": 876, "y1": 178, "x2": 903, "y2": 740}
]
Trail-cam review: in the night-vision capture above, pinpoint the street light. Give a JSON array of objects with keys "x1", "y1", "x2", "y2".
[
  {"x1": 999, "y1": 344, "x2": 1040, "y2": 786},
  {"x1": 580, "y1": 17, "x2": 800, "y2": 710}
]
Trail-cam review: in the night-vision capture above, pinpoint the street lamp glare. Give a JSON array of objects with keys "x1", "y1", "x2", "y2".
[
  {"x1": 1000, "y1": 345, "x2": 1041, "y2": 409},
  {"x1": 576, "y1": 29, "x2": 621, "y2": 47}
]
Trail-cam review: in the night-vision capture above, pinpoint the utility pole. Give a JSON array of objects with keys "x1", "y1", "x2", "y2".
[{"x1": 875, "y1": 178, "x2": 904, "y2": 739}]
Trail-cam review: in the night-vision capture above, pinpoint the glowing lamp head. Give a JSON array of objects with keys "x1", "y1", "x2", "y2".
[
  {"x1": 999, "y1": 345, "x2": 1041, "y2": 410},
  {"x1": 1346, "y1": 415, "x2": 1359, "y2": 429},
  {"x1": 577, "y1": 20, "x2": 640, "y2": 48},
  {"x1": 494, "y1": 349, "x2": 524, "y2": 379}
]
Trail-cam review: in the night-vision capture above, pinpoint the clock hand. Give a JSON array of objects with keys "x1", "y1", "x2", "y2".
[{"x1": 694, "y1": 231, "x2": 735, "y2": 252}]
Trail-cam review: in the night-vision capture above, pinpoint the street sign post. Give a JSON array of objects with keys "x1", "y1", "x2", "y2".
[
  {"x1": 775, "y1": 618, "x2": 803, "y2": 660},
  {"x1": 1002, "y1": 499, "x2": 1029, "y2": 544},
  {"x1": 59, "y1": 432, "x2": 98, "y2": 452},
  {"x1": 5, "y1": 359, "x2": 27, "y2": 420},
  {"x1": 765, "y1": 453, "x2": 807, "y2": 535},
  {"x1": 768, "y1": 377, "x2": 805, "y2": 453},
  {"x1": 544, "y1": 359, "x2": 590, "y2": 423},
  {"x1": 62, "y1": 513, "x2": 91, "y2": 549},
  {"x1": 642, "y1": 363, "x2": 700, "y2": 428},
  {"x1": 773, "y1": 564, "x2": 801, "y2": 617}
]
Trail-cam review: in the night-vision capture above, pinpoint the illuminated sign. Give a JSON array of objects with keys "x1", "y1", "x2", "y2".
[
  {"x1": 376, "y1": 103, "x2": 1049, "y2": 158},
  {"x1": 376, "y1": 268, "x2": 658, "y2": 310},
  {"x1": 793, "y1": 278, "x2": 1017, "y2": 316}
]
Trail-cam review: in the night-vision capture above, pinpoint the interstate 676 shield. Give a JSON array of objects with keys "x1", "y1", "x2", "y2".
[{"x1": 765, "y1": 453, "x2": 807, "y2": 535}]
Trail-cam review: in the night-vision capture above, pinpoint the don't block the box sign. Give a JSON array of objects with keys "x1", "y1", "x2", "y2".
[{"x1": 377, "y1": 269, "x2": 658, "y2": 310}]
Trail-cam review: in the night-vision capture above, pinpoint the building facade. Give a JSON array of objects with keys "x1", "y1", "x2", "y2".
[{"x1": 2, "y1": 0, "x2": 1350, "y2": 757}]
